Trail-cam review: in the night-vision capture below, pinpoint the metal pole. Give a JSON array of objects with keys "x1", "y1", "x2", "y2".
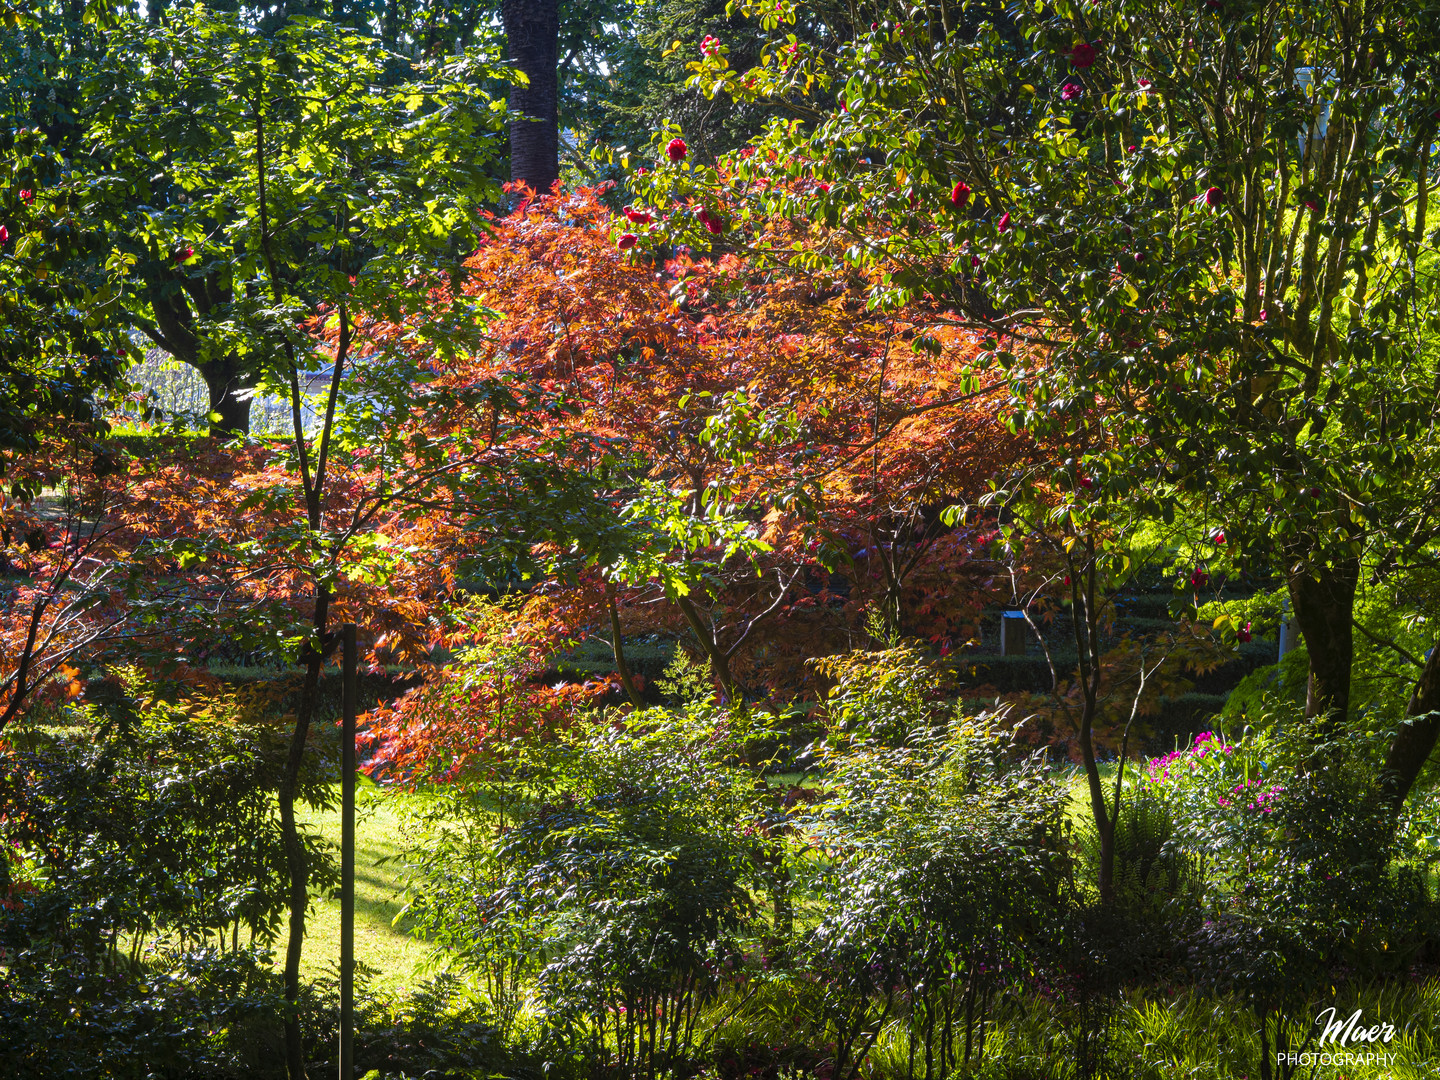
[{"x1": 339, "y1": 623, "x2": 356, "y2": 1080}]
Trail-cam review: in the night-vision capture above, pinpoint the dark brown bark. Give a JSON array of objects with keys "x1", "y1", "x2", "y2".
[
  {"x1": 145, "y1": 281, "x2": 254, "y2": 436},
  {"x1": 1381, "y1": 643, "x2": 1440, "y2": 813},
  {"x1": 201, "y1": 356, "x2": 256, "y2": 437},
  {"x1": 1287, "y1": 556, "x2": 1359, "y2": 725},
  {"x1": 277, "y1": 595, "x2": 328, "y2": 1080},
  {"x1": 604, "y1": 580, "x2": 645, "y2": 707},
  {"x1": 502, "y1": 0, "x2": 560, "y2": 194}
]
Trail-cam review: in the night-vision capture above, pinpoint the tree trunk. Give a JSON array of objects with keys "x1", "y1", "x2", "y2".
[
  {"x1": 1286, "y1": 556, "x2": 1359, "y2": 726},
  {"x1": 1381, "y1": 643, "x2": 1440, "y2": 813},
  {"x1": 501, "y1": 0, "x2": 560, "y2": 194},
  {"x1": 197, "y1": 356, "x2": 255, "y2": 437},
  {"x1": 278, "y1": 593, "x2": 330, "y2": 1080},
  {"x1": 604, "y1": 580, "x2": 645, "y2": 707}
]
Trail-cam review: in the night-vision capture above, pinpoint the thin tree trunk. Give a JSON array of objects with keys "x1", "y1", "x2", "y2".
[
  {"x1": 604, "y1": 580, "x2": 645, "y2": 706},
  {"x1": 278, "y1": 592, "x2": 330, "y2": 1080},
  {"x1": 501, "y1": 0, "x2": 559, "y2": 194}
]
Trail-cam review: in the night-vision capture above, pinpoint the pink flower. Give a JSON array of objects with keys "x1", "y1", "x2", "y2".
[
  {"x1": 1204, "y1": 186, "x2": 1225, "y2": 207},
  {"x1": 666, "y1": 137, "x2": 688, "y2": 163},
  {"x1": 1127, "y1": 144, "x2": 1137, "y2": 154},
  {"x1": 1078, "y1": 474, "x2": 1094, "y2": 490},
  {"x1": 624, "y1": 207, "x2": 652, "y2": 224},
  {"x1": 700, "y1": 35, "x2": 721, "y2": 57},
  {"x1": 1061, "y1": 82, "x2": 1083, "y2": 101},
  {"x1": 698, "y1": 207, "x2": 725, "y2": 234},
  {"x1": 19, "y1": 189, "x2": 33, "y2": 203},
  {"x1": 0, "y1": 225, "x2": 7, "y2": 245},
  {"x1": 618, "y1": 232, "x2": 638, "y2": 250},
  {"x1": 1260, "y1": 309, "x2": 1269, "y2": 321},
  {"x1": 1304, "y1": 198, "x2": 1322, "y2": 212},
  {"x1": 1069, "y1": 42, "x2": 1096, "y2": 68},
  {"x1": 949, "y1": 181, "x2": 971, "y2": 209},
  {"x1": 997, "y1": 211, "x2": 1011, "y2": 233},
  {"x1": 1213, "y1": 530, "x2": 1226, "y2": 544},
  {"x1": 1137, "y1": 78, "x2": 1152, "y2": 89},
  {"x1": 970, "y1": 254, "x2": 980, "y2": 268},
  {"x1": 1238, "y1": 621, "x2": 1252, "y2": 643}
]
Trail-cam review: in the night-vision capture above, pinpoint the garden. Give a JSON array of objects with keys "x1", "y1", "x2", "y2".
[{"x1": 3, "y1": 1, "x2": 1440, "y2": 1078}]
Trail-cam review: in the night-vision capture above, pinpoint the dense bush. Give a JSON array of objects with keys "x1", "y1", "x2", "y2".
[{"x1": 0, "y1": 671, "x2": 335, "y2": 1076}]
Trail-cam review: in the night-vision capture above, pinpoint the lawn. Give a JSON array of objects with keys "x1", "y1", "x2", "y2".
[{"x1": 273, "y1": 778, "x2": 437, "y2": 996}]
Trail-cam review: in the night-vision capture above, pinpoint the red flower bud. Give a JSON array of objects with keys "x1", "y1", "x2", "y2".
[
  {"x1": 949, "y1": 181, "x2": 971, "y2": 209},
  {"x1": 0, "y1": 225, "x2": 7, "y2": 244},
  {"x1": 1238, "y1": 621, "x2": 1252, "y2": 643},
  {"x1": 666, "y1": 137, "x2": 688, "y2": 163},
  {"x1": 1214, "y1": 531, "x2": 1226, "y2": 545},
  {"x1": 998, "y1": 211, "x2": 1012, "y2": 233},
  {"x1": 970, "y1": 255, "x2": 981, "y2": 268},
  {"x1": 1204, "y1": 186, "x2": 1224, "y2": 206}
]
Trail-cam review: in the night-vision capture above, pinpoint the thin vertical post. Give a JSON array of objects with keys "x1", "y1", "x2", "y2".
[{"x1": 339, "y1": 623, "x2": 356, "y2": 1080}]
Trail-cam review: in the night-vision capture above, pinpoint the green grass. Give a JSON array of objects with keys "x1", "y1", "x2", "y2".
[{"x1": 273, "y1": 779, "x2": 435, "y2": 995}]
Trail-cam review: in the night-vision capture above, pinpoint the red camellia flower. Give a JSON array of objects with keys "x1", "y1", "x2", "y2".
[
  {"x1": 1064, "y1": 574, "x2": 1072, "y2": 586},
  {"x1": 998, "y1": 211, "x2": 1012, "y2": 233},
  {"x1": 1309, "y1": 486, "x2": 1322, "y2": 498},
  {"x1": 1127, "y1": 144, "x2": 1137, "y2": 154},
  {"x1": 1214, "y1": 531, "x2": 1226, "y2": 545},
  {"x1": 698, "y1": 208, "x2": 724, "y2": 234},
  {"x1": 700, "y1": 35, "x2": 721, "y2": 57},
  {"x1": 1137, "y1": 78, "x2": 1152, "y2": 89},
  {"x1": 1061, "y1": 82, "x2": 1083, "y2": 101},
  {"x1": 1078, "y1": 474, "x2": 1094, "y2": 490},
  {"x1": 949, "y1": 181, "x2": 971, "y2": 209},
  {"x1": 666, "y1": 137, "x2": 688, "y2": 163},
  {"x1": 1260, "y1": 309, "x2": 1269, "y2": 321},
  {"x1": 1238, "y1": 621, "x2": 1253, "y2": 643},
  {"x1": 0, "y1": 225, "x2": 8, "y2": 245},
  {"x1": 617, "y1": 232, "x2": 638, "y2": 250},
  {"x1": 19, "y1": 189, "x2": 33, "y2": 203},
  {"x1": 1190, "y1": 567, "x2": 1209, "y2": 588},
  {"x1": 1303, "y1": 198, "x2": 1321, "y2": 212},
  {"x1": 175, "y1": 246, "x2": 194, "y2": 265},
  {"x1": 1069, "y1": 42, "x2": 1096, "y2": 68},
  {"x1": 624, "y1": 207, "x2": 652, "y2": 225},
  {"x1": 1204, "y1": 186, "x2": 1224, "y2": 206},
  {"x1": 970, "y1": 255, "x2": 981, "y2": 268}
]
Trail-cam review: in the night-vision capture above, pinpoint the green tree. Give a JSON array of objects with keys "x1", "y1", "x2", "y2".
[{"x1": 674, "y1": 0, "x2": 1440, "y2": 828}]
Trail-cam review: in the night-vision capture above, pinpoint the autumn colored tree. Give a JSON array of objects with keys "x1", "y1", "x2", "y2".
[{"x1": 407, "y1": 182, "x2": 1037, "y2": 708}]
